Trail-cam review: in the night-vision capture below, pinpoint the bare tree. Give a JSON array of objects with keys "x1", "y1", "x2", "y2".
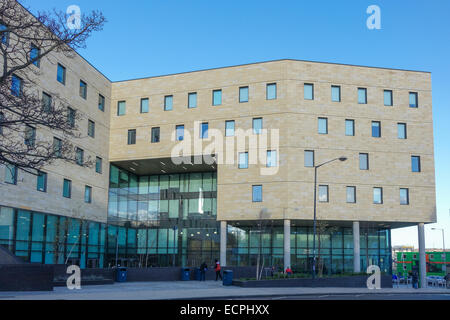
[
  {"x1": 255, "y1": 208, "x2": 271, "y2": 280},
  {"x1": 0, "y1": 0, "x2": 106, "y2": 174},
  {"x1": 316, "y1": 220, "x2": 338, "y2": 278}
]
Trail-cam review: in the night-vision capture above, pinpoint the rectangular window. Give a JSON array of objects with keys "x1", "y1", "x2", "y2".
[
  {"x1": 42, "y1": 92, "x2": 52, "y2": 112},
  {"x1": 373, "y1": 187, "x2": 383, "y2": 204},
  {"x1": 88, "y1": 120, "x2": 95, "y2": 138},
  {"x1": 84, "y1": 186, "x2": 92, "y2": 204},
  {"x1": 253, "y1": 118, "x2": 263, "y2": 135},
  {"x1": 267, "y1": 150, "x2": 277, "y2": 167},
  {"x1": 53, "y1": 137, "x2": 62, "y2": 157},
  {"x1": 331, "y1": 85, "x2": 341, "y2": 102},
  {"x1": 411, "y1": 156, "x2": 421, "y2": 172},
  {"x1": 30, "y1": 44, "x2": 40, "y2": 68},
  {"x1": 11, "y1": 75, "x2": 22, "y2": 97},
  {"x1": 345, "y1": 119, "x2": 355, "y2": 136},
  {"x1": 0, "y1": 112, "x2": 4, "y2": 135},
  {"x1": 127, "y1": 129, "x2": 136, "y2": 145},
  {"x1": 79, "y1": 80, "x2": 87, "y2": 99},
  {"x1": 63, "y1": 179, "x2": 72, "y2": 198},
  {"x1": 67, "y1": 107, "x2": 76, "y2": 128},
  {"x1": 304, "y1": 83, "x2": 314, "y2": 100},
  {"x1": 117, "y1": 101, "x2": 126, "y2": 116},
  {"x1": 318, "y1": 185, "x2": 329, "y2": 202},
  {"x1": 4, "y1": 164, "x2": 17, "y2": 185},
  {"x1": 95, "y1": 157, "x2": 102, "y2": 174},
  {"x1": 98, "y1": 94, "x2": 105, "y2": 112},
  {"x1": 266, "y1": 83, "x2": 277, "y2": 100},
  {"x1": 1, "y1": 23, "x2": 9, "y2": 45},
  {"x1": 225, "y1": 120, "x2": 235, "y2": 137},
  {"x1": 151, "y1": 127, "x2": 160, "y2": 143},
  {"x1": 384, "y1": 90, "x2": 393, "y2": 106},
  {"x1": 57, "y1": 64, "x2": 66, "y2": 85},
  {"x1": 164, "y1": 95, "x2": 173, "y2": 111},
  {"x1": 358, "y1": 88, "x2": 367, "y2": 104},
  {"x1": 372, "y1": 121, "x2": 381, "y2": 138},
  {"x1": 140, "y1": 98, "x2": 149, "y2": 113},
  {"x1": 238, "y1": 152, "x2": 249, "y2": 169},
  {"x1": 400, "y1": 188, "x2": 409, "y2": 205},
  {"x1": 346, "y1": 186, "x2": 356, "y2": 203},
  {"x1": 409, "y1": 92, "x2": 418, "y2": 108},
  {"x1": 252, "y1": 185, "x2": 262, "y2": 202},
  {"x1": 176, "y1": 125, "x2": 184, "y2": 141},
  {"x1": 304, "y1": 150, "x2": 314, "y2": 167},
  {"x1": 200, "y1": 122, "x2": 208, "y2": 139},
  {"x1": 37, "y1": 171, "x2": 47, "y2": 192},
  {"x1": 24, "y1": 125, "x2": 36, "y2": 147},
  {"x1": 359, "y1": 153, "x2": 369, "y2": 170},
  {"x1": 318, "y1": 117, "x2": 328, "y2": 134},
  {"x1": 212, "y1": 89, "x2": 222, "y2": 106},
  {"x1": 398, "y1": 123, "x2": 407, "y2": 139},
  {"x1": 239, "y1": 86, "x2": 249, "y2": 103},
  {"x1": 75, "y1": 148, "x2": 84, "y2": 166},
  {"x1": 188, "y1": 92, "x2": 197, "y2": 108}
]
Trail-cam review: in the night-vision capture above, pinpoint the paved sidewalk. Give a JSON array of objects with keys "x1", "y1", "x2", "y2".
[{"x1": 0, "y1": 281, "x2": 449, "y2": 300}]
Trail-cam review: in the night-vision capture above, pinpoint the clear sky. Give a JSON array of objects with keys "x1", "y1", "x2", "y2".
[{"x1": 22, "y1": 0, "x2": 449, "y2": 249}]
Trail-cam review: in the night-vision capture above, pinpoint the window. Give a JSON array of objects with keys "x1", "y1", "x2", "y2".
[
  {"x1": 398, "y1": 123, "x2": 407, "y2": 139},
  {"x1": 359, "y1": 153, "x2": 369, "y2": 170},
  {"x1": 140, "y1": 98, "x2": 149, "y2": 113},
  {"x1": 11, "y1": 75, "x2": 22, "y2": 97},
  {"x1": 42, "y1": 92, "x2": 52, "y2": 112},
  {"x1": 75, "y1": 148, "x2": 84, "y2": 166},
  {"x1": 88, "y1": 120, "x2": 95, "y2": 138},
  {"x1": 239, "y1": 86, "x2": 249, "y2": 103},
  {"x1": 373, "y1": 187, "x2": 383, "y2": 204},
  {"x1": 225, "y1": 120, "x2": 235, "y2": 137},
  {"x1": 238, "y1": 152, "x2": 249, "y2": 169},
  {"x1": 200, "y1": 122, "x2": 208, "y2": 139},
  {"x1": 331, "y1": 85, "x2": 341, "y2": 102},
  {"x1": 151, "y1": 127, "x2": 160, "y2": 143},
  {"x1": 253, "y1": 118, "x2": 263, "y2": 135},
  {"x1": 384, "y1": 90, "x2": 393, "y2": 106},
  {"x1": 95, "y1": 157, "x2": 102, "y2": 174},
  {"x1": 411, "y1": 156, "x2": 421, "y2": 172},
  {"x1": 212, "y1": 89, "x2": 222, "y2": 106},
  {"x1": 24, "y1": 125, "x2": 36, "y2": 147},
  {"x1": 252, "y1": 185, "x2": 262, "y2": 202},
  {"x1": 372, "y1": 121, "x2": 381, "y2": 138},
  {"x1": 30, "y1": 44, "x2": 40, "y2": 68},
  {"x1": 318, "y1": 118, "x2": 328, "y2": 134},
  {"x1": 63, "y1": 179, "x2": 72, "y2": 198},
  {"x1": 57, "y1": 64, "x2": 66, "y2": 85},
  {"x1": 304, "y1": 150, "x2": 314, "y2": 167},
  {"x1": 79, "y1": 80, "x2": 87, "y2": 99},
  {"x1": 188, "y1": 92, "x2": 197, "y2": 108},
  {"x1": 98, "y1": 94, "x2": 105, "y2": 112},
  {"x1": 53, "y1": 137, "x2": 62, "y2": 157},
  {"x1": 5, "y1": 164, "x2": 17, "y2": 185},
  {"x1": 409, "y1": 92, "x2": 418, "y2": 108},
  {"x1": 127, "y1": 129, "x2": 136, "y2": 145},
  {"x1": 345, "y1": 119, "x2": 355, "y2": 136},
  {"x1": 267, "y1": 150, "x2": 277, "y2": 167},
  {"x1": 358, "y1": 88, "x2": 367, "y2": 104},
  {"x1": 318, "y1": 185, "x2": 329, "y2": 202},
  {"x1": 84, "y1": 186, "x2": 92, "y2": 204},
  {"x1": 266, "y1": 83, "x2": 277, "y2": 100},
  {"x1": 37, "y1": 171, "x2": 47, "y2": 192},
  {"x1": 400, "y1": 188, "x2": 409, "y2": 205},
  {"x1": 304, "y1": 83, "x2": 314, "y2": 100},
  {"x1": 164, "y1": 95, "x2": 173, "y2": 111},
  {"x1": 117, "y1": 101, "x2": 126, "y2": 116},
  {"x1": 1, "y1": 23, "x2": 9, "y2": 45},
  {"x1": 67, "y1": 107, "x2": 76, "y2": 128},
  {"x1": 346, "y1": 186, "x2": 356, "y2": 203},
  {"x1": 176, "y1": 125, "x2": 184, "y2": 141},
  {"x1": 0, "y1": 112, "x2": 4, "y2": 135}
]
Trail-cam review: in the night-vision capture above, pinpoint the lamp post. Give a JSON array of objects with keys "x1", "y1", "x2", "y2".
[
  {"x1": 312, "y1": 156, "x2": 347, "y2": 279},
  {"x1": 431, "y1": 227, "x2": 446, "y2": 272}
]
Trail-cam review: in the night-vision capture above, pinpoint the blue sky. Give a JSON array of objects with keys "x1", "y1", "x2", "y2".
[{"x1": 23, "y1": 0, "x2": 449, "y2": 249}]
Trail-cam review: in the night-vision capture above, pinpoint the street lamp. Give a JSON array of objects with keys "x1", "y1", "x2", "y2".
[
  {"x1": 312, "y1": 156, "x2": 347, "y2": 279},
  {"x1": 431, "y1": 227, "x2": 446, "y2": 272}
]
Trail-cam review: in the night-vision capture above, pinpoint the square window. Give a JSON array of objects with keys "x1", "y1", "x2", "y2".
[
  {"x1": 384, "y1": 90, "x2": 393, "y2": 106},
  {"x1": 253, "y1": 118, "x2": 263, "y2": 135},
  {"x1": 346, "y1": 186, "x2": 356, "y2": 203},
  {"x1": 304, "y1": 150, "x2": 314, "y2": 167},
  {"x1": 140, "y1": 98, "x2": 149, "y2": 113},
  {"x1": 238, "y1": 152, "x2": 249, "y2": 169},
  {"x1": 117, "y1": 101, "x2": 126, "y2": 116},
  {"x1": 304, "y1": 83, "x2": 314, "y2": 100},
  {"x1": 213, "y1": 90, "x2": 222, "y2": 106},
  {"x1": 409, "y1": 92, "x2": 418, "y2": 108},
  {"x1": 345, "y1": 119, "x2": 355, "y2": 136},
  {"x1": 225, "y1": 120, "x2": 235, "y2": 137},
  {"x1": 266, "y1": 83, "x2": 277, "y2": 100},
  {"x1": 318, "y1": 185, "x2": 329, "y2": 202},
  {"x1": 37, "y1": 171, "x2": 47, "y2": 192},
  {"x1": 358, "y1": 88, "x2": 367, "y2": 104},
  {"x1": 239, "y1": 87, "x2": 249, "y2": 103},
  {"x1": 164, "y1": 95, "x2": 173, "y2": 111},
  {"x1": 359, "y1": 153, "x2": 369, "y2": 170},
  {"x1": 151, "y1": 127, "x2": 160, "y2": 143},
  {"x1": 400, "y1": 188, "x2": 409, "y2": 205},
  {"x1": 252, "y1": 185, "x2": 262, "y2": 202},
  {"x1": 373, "y1": 187, "x2": 383, "y2": 204},
  {"x1": 128, "y1": 129, "x2": 136, "y2": 145},
  {"x1": 188, "y1": 92, "x2": 197, "y2": 108},
  {"x1": 176, "y1": 125, "x2": 184, "y2": 141},
  {"x1": 318, "y1": 118, "x2": 328, "y2": 134},
  {"x1": 411, "y1": 156, "x2": 421, "y2": 172},
  {"x1": 372, "y1": 121, "x2": 381, "y2": 138},
  {"x1": 57, "y1": 64, "x2": 66, "y2": 85},
  {"x1": 331, "y1": 85, "x2": 341, "y2": 102}
]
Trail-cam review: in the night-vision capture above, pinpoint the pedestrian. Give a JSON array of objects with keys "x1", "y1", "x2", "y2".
[
  {"x1": 285, "y1": 266, "x2": 293, "y2": 276},
  {"x1": 200, "y1": 262, "x2": 207, "y2": 281},
  {"x1": 412, "y1": 271, "x2": 418, "y2": 289},
  {"x1": 214, "y1": 259, "x2": 222, "y2": 281},
  {"x1": 444, "y1": 273, "x2": 450, "y2": 289},
  {"x1": 271, "y1": 266, "x2": 275, "y2": 278}
]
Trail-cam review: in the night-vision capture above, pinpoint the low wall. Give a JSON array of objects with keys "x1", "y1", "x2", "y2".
[{"x1": 0, "y1": 264, "x2": 54, "y2": 291}]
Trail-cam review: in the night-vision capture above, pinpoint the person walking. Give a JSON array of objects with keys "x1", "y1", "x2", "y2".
[
  {"x1": 412, "y1": 270, "x2": 419, "y2": 289},
  {"x1": 214, "y1": 259, "x2": 222, "y2": 281},
  {"x1": 200, "y1": 262, "x2": 207, "y2": 281}
]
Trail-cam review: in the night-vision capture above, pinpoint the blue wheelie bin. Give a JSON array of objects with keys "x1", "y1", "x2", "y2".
[
  {"x1": 181, "y1": 268, "x2": 190, "y2": 281},
  {"x1": 223, "y1": 270, "x2": 233, "y2": 286},
  {"x1": 116, "y1": 267, "x2": 127, "y2": 282}
]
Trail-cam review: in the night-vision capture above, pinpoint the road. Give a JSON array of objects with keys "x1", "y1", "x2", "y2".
[{"x1": 220, "y1": 293, "x2": 450, "y2": 300}]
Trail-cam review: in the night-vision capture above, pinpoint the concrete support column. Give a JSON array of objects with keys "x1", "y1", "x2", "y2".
[
  {"x1": 418, "y1": 223, "x2": 427, "y2": 288},
  {"x1": 284, "y1": 219, "x2": 291, "y2": 271},
  {"x1": 353, "y1": 221, "x2": 361, "y2": 273},
  {"x1": 220, "y1": 221, "x2": 227, "y2": 267}
]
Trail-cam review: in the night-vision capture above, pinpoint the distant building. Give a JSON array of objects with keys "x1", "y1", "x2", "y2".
[{"x1": 395, "y1": 252, "x2": 449, "y2": 276}]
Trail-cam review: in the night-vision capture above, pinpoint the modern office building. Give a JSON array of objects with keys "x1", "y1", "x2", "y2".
[{"x1": 0, "y1": 10, "x2": 436, "y2": 275}]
